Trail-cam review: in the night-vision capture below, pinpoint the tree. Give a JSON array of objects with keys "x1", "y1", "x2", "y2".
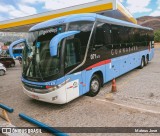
[
  {"x1": 154, "y1": 30, "x2": 160, "y2": 42},
  {"x1": 4, "y1": 41, "x2": 12, "y2": 46}
]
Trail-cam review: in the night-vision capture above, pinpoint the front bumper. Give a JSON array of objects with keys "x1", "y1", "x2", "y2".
[{"x1": 22, "y1": 86, "x2": 67, "y2": 104}]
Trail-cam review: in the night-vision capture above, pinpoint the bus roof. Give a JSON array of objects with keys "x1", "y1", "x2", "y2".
[
  {"x1": 30, "y1": 13, "x2": 152, "y2": 32},
  {"x1": 0, "y1": 0, "x2": 137, "y2": 32}
]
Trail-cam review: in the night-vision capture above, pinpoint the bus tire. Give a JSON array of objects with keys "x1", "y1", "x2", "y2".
[
  {"x1": 144, "y1": 56, "x2": 149, "y2": 66},
  {"x1": 139, "y1": 57, "x2": 145, "y2": 69},
  {"x1": 87, "y1": 74, "x2": 101, "y2": 97}
]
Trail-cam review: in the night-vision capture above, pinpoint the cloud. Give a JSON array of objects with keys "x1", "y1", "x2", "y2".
[
  {"x1": 0, "y1": 0, "x2": 98, "y2": 21},
  {"x1": 158, "y1": 0, "x2": 160, "y2": 9},
  {"x1": 0, "y1": 5, "x2": 15, "y2": 13},
  {"x1": 150, "y1": 10, "x2": 160, "y2": 16},
  {"x1": 0, "y1": 0, "x2": 154, "y2": 21},
  {"x1": 0, "y1": 2, "x2": 37, "y2": 21},
  {"x1": 149, "y1": 0, "x2": 160, "y2": 17},
  {"x1": 119, "y1": 0, "x2": 124, "y2": 3},
  {"x1": 9, "y1": 5, "x2": 37, "y2": 18},
  {"x1": 126, "y1": 0, "x2": 152, "y2": 14},
  {"x1": 21, "y1": 0, "x2": 43, "y2": 5},
  {"x1": 22, "y1": 0, "x2": 97, "y2": 10},
  {"x1": 22, "y1": 0, "x2": 37, "y2": 4},
  {"x1": 41, "y1": 0, "x2": 97, "y2": 10},
  {"x1": 18, "y1": 4, "x2": 37, "y2": 16},
  {"x1": 0, "y1": 15, "x2": 6, "y2": 21}
]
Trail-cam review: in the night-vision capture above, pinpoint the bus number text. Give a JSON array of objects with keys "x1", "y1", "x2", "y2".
[{"x1": 90, "y1": 54, "x2": 100, "y2": 60}]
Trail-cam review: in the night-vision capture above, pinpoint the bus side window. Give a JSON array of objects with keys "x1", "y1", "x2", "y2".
[
  {"x1": 93, "y1": 22, "x2": 111, "y2": 51},
  {"x1": 103, "y1": 24, "x2": 112, "y2": 45},
  {"x1": 111, "y1": 24, "x2": 121, "y2": 44},
  {"x1": 94, "y1": 24, "x2": 104, "y2": 50}
]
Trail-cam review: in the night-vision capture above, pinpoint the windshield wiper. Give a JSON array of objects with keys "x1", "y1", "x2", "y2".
[{"x1": 24, "y1": 57, "x2": 32, "y2": 75}]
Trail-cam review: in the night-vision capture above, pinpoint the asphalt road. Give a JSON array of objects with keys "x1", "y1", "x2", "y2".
[{"x1": 0, "y1": 46, "x2": 160, "y2": 136}]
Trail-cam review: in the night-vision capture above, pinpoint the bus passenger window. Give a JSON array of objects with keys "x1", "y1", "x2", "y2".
[
  {"x1": 111, "y1": 25, "x2": 121, "y2": 44},
  {"x1": 93, "y1": 22, "x2": 111, "y2": 50},
  {"x1": 95, "y1": 27, "x2": 104, "y2": 46}
]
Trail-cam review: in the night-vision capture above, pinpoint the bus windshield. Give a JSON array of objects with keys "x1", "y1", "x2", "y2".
[
  {"x1": 22, "y1": 21, "x2": 94, "y2": 81},
  {"x1": 22, "y1": 25, "x2": 66, "y2": 81}
]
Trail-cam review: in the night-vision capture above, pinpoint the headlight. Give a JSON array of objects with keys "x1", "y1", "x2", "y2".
[
  {"x1": 46, "y1": 78, "x2": 70, "y2": 92},
  {"x1": 46, "y1": 86, "x2": 58, "y2": 92}
]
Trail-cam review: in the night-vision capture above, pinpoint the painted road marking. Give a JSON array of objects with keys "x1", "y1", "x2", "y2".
[
  {"x1": 96, "y1": 98, "x2": 160, "y2": 115},
  {"x1": 116, "y1": 94, "x2": 160, "y2": 104}
]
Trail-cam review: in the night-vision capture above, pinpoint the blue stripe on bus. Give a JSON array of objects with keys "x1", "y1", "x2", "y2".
[
  {"x1": 22, "y1": 48, "x2": 154, "y2": 97},
  {"x1": 82, "y1": 48, "x2": 154, "y2": 95}
]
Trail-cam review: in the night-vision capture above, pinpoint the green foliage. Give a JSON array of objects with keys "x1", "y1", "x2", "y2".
[
  {"x1": 4, "y1": 41, "x2": 12, "y2": 46},
  {"x1": 154, "y1": 30, "x2": 160, "y2": 42}
]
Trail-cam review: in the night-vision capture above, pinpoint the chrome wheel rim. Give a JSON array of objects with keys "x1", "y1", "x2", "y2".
[{"x1": 91, "y1": 79, "x2": 99, "y2": 93}]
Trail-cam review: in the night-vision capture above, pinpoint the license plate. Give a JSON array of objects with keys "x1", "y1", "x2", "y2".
[{"x1": 31, "y1": 95, "x2": 39, "y2": 100}]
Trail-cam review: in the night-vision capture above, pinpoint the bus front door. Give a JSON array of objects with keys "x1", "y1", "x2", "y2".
[
  {"x1": 64, "y1": 36, "x2": 85, "y2": 102},
  {"x1": 65, "y1": 72, "x2": 84, "y2": 103}
]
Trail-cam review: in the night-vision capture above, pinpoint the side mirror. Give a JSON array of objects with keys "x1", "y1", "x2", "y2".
[
  {"x1": 49, "y1": 31, "x2": 80, "y2": 56},
  {"x1": 9, "y1": 39, "x2": 26, "y2": 59}
]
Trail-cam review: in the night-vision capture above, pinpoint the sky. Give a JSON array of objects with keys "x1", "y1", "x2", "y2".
[{"x1": 0, "y1": 0, "x2": 159, "y2": 21}]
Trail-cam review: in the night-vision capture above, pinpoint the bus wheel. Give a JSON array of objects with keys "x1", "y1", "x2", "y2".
[
  {"x1": 144, "y1": 56, "x2": 149, "y2": 66},
  {"x1": 139, "y1": 57, "x2": 145, "y2": 69},
  {"x1": 0, "y1": 70, "x2": 5, "y2": 76},
  {"x1": 87, "y1": 74, "x2": 101, "y2": 97}
]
